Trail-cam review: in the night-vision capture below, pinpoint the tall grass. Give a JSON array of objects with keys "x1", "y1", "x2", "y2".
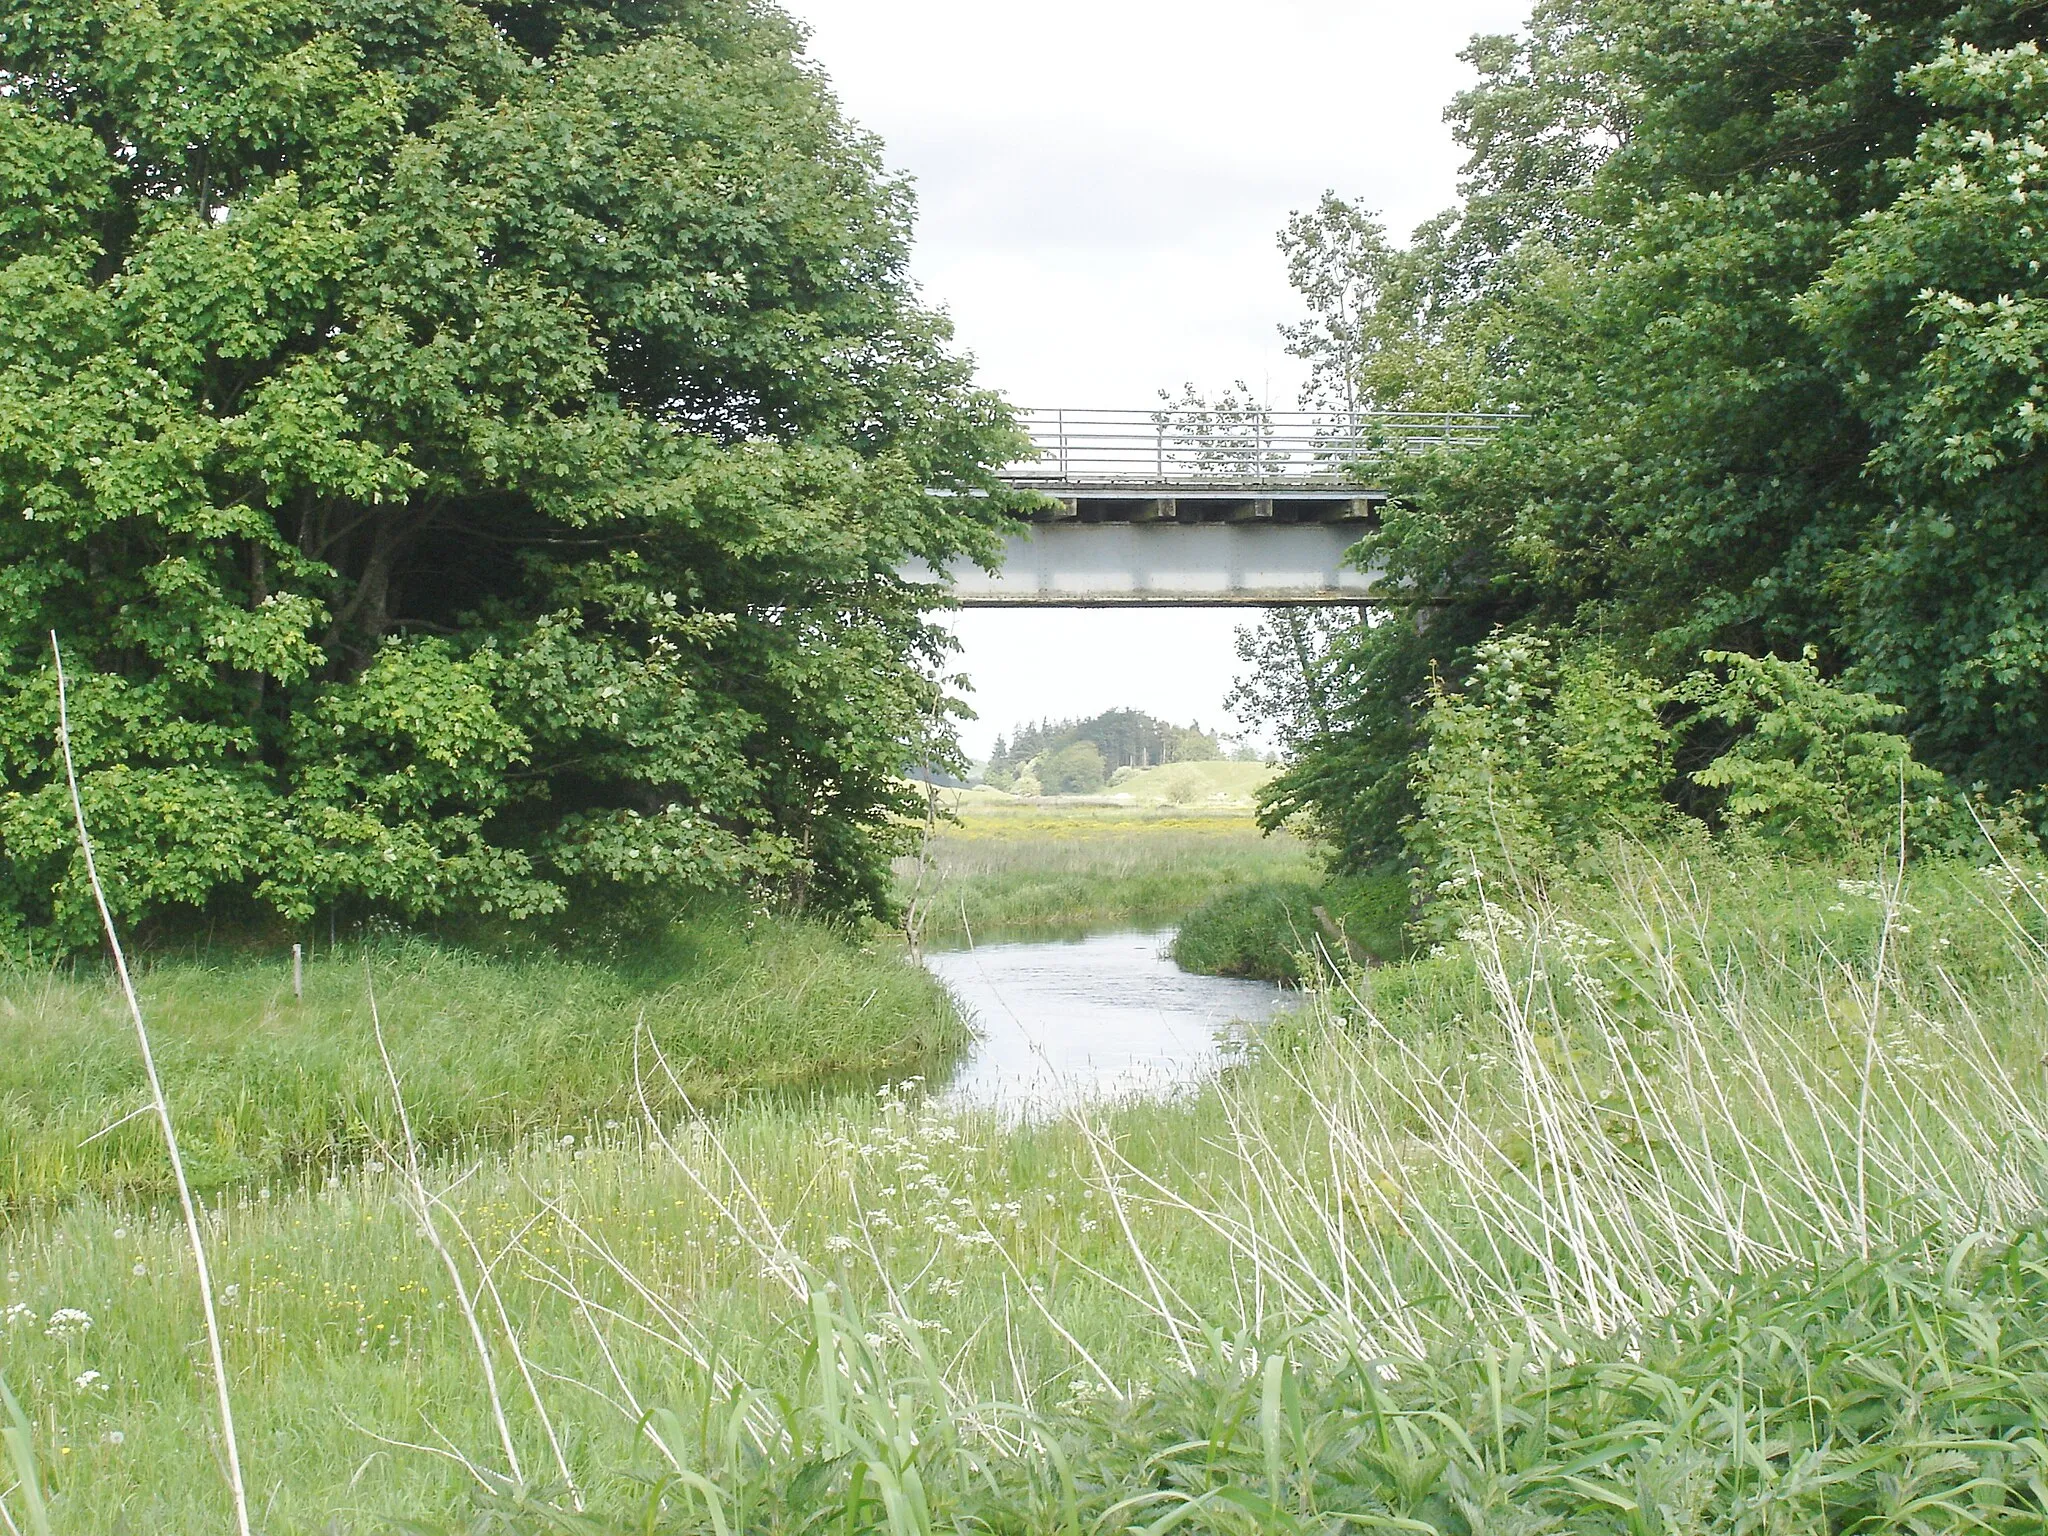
[
  {"x1": 48, "y1": 635, "x2": 249, "y2": 1535},
  {"x1": 1169, "y1": 872, "x2": 1409, "y2": 980},
  {"x1": 0, "y1": 915, "x2": 963, "y2": 1212},
  {"x1": 7, "y1": 847, "x2": 2048, "y2": 1530}
]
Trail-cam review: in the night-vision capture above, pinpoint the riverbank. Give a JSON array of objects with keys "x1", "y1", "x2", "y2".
[
  {"x1": 1169, "y1": 871, "x2": 1410, "y2": 979},
  {"x1": 0, "y1": 911, "x2": 962, "y2": 1214},
  {"x1": 896, "y1": 801, "x2": 1313, "y2": 944},
  {"x1": 7, "y1": 846, "x2": 2047, "y2": 1529},
  {"x1": 4, "y1": 802, "x2": 1301, "y2": 1217}
]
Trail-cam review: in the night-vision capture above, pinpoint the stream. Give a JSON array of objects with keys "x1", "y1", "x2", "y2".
[{"x1": 920, "y1": 929, "x2": 1289, "y2": 1117}]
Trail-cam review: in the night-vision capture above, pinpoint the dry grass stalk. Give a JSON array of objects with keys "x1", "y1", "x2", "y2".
[
  {"x1": 365, "y1": 969, "x2": 582, "y2": 1505},
  {"x1": 50, "y1": 633, "x2": 252, "y2": 1536}
]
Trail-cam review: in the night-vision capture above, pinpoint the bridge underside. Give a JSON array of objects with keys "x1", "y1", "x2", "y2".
[
  {"x1": 1018, "y1": 480, "x2": 1384, "y2": 527},
  {"x1": 907, "y1": 517, "x2": 1388, "y2": 607}
]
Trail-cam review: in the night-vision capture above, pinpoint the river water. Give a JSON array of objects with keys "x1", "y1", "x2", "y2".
[{"x1": 921, "y1": 929, "x2": 1289, "y2": 1118}]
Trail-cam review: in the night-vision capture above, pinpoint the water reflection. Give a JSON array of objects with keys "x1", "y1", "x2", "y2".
[{"x1": 922, "y1": 929, "x2": 1288, "y2": 1118}]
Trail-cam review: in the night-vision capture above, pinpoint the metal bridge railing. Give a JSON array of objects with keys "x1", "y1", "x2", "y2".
[{"x1": 1005, "y1": 406, "x2": 1510, "y2": 487}]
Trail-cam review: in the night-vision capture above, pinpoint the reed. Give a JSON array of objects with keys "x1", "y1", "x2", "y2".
[{"x1": 1168, "y1": 872, "x2": 1409, "y2": 979}]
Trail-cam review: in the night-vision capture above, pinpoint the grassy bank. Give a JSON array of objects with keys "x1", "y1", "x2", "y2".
[
  {"x1": 0, "y1": 912, "x2": 962, "y2": 1214},
  {"x1": 1169, "y1": 872, "x2": 1409, "y2": 980},
  {"x1": 896, "y1": 802, "x2": 1313, "y2": 943},
  {"x1": 7, "y1": 846, "x2": 2048, "y2": 1529}
]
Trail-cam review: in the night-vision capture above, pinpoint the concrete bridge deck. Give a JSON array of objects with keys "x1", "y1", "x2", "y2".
[{"x1": 906, "y1": 405, "x2": 1503, "y2": 605}]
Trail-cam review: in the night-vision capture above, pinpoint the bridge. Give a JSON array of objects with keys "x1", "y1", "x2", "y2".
[{"x1": 905, "y1": 407, "x2": 1505, "y2": 605}]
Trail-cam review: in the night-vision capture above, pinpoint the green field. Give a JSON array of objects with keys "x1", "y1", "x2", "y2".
[
  {"x1": 7, "y1": 845, "x2": 2048, "y2": 1530},
  {"x1": 942, "y1": 760, "x2": 1279, "y2": 812},
  {"x1": 896, "y1": 802, "x2": 1314, "y2": 944}
]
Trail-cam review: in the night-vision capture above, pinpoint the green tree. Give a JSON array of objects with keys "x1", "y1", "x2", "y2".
[
  {"x1": 1800, "y1": 38, "x2": 2048, "y2": 791},
  {"x1": 1243, "y1": 0, "x2": 2045, "y2": 866},
  {"x1": 986, "y1": 710, "x2": 1219, "y2": 776},
  {"x1": 1036, "y1": 742, "x2": 1106, "y2": 797},
  {"x1": 0, "y1": 0, "x2": 1027, "y2": 948}
]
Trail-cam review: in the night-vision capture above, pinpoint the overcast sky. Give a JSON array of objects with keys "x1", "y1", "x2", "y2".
[{"x1": 783, "y1": 0, "x2": 1529, "y2": 756}]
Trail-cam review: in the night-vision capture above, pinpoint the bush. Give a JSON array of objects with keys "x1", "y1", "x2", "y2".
[
  {"x1": 1689, "y1": 648, "x2": 1961, "y2": 855},
  {"x1": 1406, "y1": 635, "x2": 1673, "y2": 908},
  {"x1": 1172, "y1": 873, "x2": 1407, "y2": 982},
  {"x1": 1404, "y1": 636, "x2": 1968, "y2": 927}
]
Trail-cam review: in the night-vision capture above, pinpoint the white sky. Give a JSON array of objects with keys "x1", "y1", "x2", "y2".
[{"x1": 784, "y1": 0, "x2": 1529, "y2": 757}]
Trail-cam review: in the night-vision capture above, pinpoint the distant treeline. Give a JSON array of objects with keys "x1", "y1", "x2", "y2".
[{"x1": 984, "y1": 710, "x2": 1228, "y2": 795}]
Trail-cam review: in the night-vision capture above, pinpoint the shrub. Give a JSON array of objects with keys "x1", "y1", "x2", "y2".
[
  {"x1": 1689, "y1": 648, "x2": 1961, "y2": 855},
  {"x1": 1405, "y1": 635, "x2": 1673, "y2": 907},
  {"x1": 1404, "y1": 637, "x2": 1968, "y2": 926},
  {"x1": 1172, "y1": 873, "x2": 1407, "y2": 981}
]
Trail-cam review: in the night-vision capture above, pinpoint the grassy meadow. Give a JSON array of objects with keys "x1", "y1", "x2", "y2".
[
  {"x1": 7, "y1": 842, "x2": 2048, "y2": 1529},
  {"x1": 0, "y1": 912, "x2": 963, "y2": 1216},
  {"x1": 896, "y1": 801, "x2": 1314, "y2": 945}
]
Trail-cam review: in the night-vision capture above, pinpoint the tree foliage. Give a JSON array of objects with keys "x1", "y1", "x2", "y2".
[
  {"x1": 1244, "y1": 0, "x2": 2047, "y2": 868},
  {"x1": 1688, "y1": 649, "x2": 1957, "y2": 856},
  {"x1": 0, "y1": 0, "x2": 1027, "y2": 949},
  {"x1": 985, "y1": 709, "x2": 1221, "y2": 785},
  {"x1": 1404, "y1": 639, "x2": 1958, "y2": 917},
  {"x1": 1406, "y1": 635, "x2": 1672, "y2": 905},
  {"x1": 1034, "y1": 741, "x2": 1106, "y2": 797}
]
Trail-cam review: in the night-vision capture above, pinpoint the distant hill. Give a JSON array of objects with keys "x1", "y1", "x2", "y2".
[
  {"x1": 1109, "y1": 760, "x2": 1276, "y2": 808},
  {"x1": 983, "y1": 708, "x2": 1263, "y2": 795}
]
